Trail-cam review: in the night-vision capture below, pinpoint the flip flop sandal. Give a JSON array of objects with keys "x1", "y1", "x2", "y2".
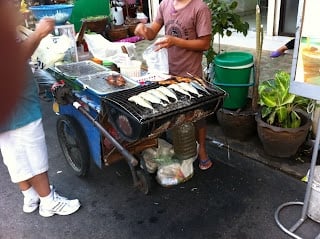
[
  {"x1": 270, "y1": 51, "x2": 282, "y2": 58},
  {"x1": 199, "y1": 159, "x2": 213, "y2": 170}
]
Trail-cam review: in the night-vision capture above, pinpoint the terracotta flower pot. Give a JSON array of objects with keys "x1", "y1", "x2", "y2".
[
  {"x1": 217, "y1": 108, "x2": 257, "y2": 140},
  {"x1": 256, "y1": 112, "x2": 311, "y2": 158}
]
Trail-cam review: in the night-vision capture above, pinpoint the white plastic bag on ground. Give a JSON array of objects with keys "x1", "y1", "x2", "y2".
[
  {"x1": 156, "y1": 158, "x2": 194, "y2": 187},
  {"x1": 156, "y1": 163, "x2": 186, "y2": 186},
  {"x1": 141, "y1": 138, "x2": 174, "y2": 173},
  {"x1": 141, "y1": 138, "x2": 198, "y2": 187}
]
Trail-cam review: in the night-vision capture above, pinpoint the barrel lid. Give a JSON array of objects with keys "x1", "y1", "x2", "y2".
[{"x1": 214, "y1": 52, "x2": 253, "y2": 67}]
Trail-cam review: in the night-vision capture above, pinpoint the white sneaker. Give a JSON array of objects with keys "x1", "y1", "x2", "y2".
[
  {"x1": 23, "y1": 197, "x2": 40, "y2": 213},
  {"x1": 39, "y1": 192, "x2": 81, "y2": 217},
  {"x1": 22, "y1": 185, "x2": 55, "y2": 213}
]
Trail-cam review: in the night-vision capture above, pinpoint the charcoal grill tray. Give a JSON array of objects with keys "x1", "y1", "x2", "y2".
[{"x1": 103, "y1": 83, "x2": 226, "y2": 141}]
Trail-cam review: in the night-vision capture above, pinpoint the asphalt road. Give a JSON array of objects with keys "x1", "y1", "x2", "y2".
[{"x1": 1, "y1": 100, "x2": 320, "y2": 239}]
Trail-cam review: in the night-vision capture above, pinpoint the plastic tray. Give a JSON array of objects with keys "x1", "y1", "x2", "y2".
[
  {"x1": 55, "y1": 60, "x2": 108, "y2": 79},
  {"x1": 46, "y1": 67, "x2": 83, "y2": 91},
  {"x1": 76, "y1": 71, "x2": 140, "y2": 95}
]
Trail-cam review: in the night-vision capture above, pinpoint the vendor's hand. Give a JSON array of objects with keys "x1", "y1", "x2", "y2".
[
  {"x1": 34, "y1": 18, "x2": 55, "y2": 39},
  {"x1": 154, "y1": 36, "x2": 174, "y2": 51},
  {"x1": 134, "y1": 23, "x2": 147, "y2": 39}
]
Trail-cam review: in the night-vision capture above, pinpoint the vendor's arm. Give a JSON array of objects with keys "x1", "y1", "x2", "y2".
[
  {"x1": 155, "y1": 35, "x2": 211, "y2": 52},
  {"x1": 134, "y1": 22, "x2": 162, "y2": 40},
  {"x1": 20, "y1": 18, "x2": 55, "y2": 61}
]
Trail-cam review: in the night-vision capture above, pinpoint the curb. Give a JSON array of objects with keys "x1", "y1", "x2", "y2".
[{"x1": 206, "y1": 120, "x2": 311, "y2": 180}]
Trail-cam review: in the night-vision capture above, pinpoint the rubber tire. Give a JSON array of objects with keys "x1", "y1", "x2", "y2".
[
  {"x1": 136, "y1": 170, "x2": 151, "y2": 195},
  {"x1": 137, "y1": 157, "x2": 155, "y2": 194},
  {"x1": 56, "y1": 115, "x2": 90, "y2": 177}
]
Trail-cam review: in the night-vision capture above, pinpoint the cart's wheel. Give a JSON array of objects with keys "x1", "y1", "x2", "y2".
[
  {"x1": 56, "y1": 115, "x2": 90, "y2": 177},
  {"x1": 136, "y1": 170, "x2": 151, "y2": 195}
]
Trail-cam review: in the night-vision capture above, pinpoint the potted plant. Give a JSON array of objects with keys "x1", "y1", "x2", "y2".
[
  {"x1": 213, "y1": 2, "x2": 262, "y2": 140},
  {"x1": 204, "y1": 0, "x2": 249, "y2": 73},
  {"x1": 256, "y1": 70, "x2": 312, "y2": 158}
]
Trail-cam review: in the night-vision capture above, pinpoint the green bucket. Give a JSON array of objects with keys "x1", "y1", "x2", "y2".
[{"x1": 212, "y1": 52, "x2": 254, "y2": 109}]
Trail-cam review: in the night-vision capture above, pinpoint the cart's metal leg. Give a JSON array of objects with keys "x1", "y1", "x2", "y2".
[{"x1": 274, "y1": 114, "x2": 320, "y2": 238}]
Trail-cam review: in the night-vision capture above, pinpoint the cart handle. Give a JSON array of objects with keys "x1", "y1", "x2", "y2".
[{"x1": 72, "y1": 101, "x2": 139, "y2": 168}]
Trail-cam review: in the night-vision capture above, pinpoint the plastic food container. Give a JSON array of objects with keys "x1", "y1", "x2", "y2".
[
  {"x1": 118, "y1": 60, "x2": 142, "y2": 78},
  {"x1": 76, "y1": 71, "x2": 139, "y2": 95},
  {"x1": 54, "y1": 60, "x2": 107, "y2": 78}
]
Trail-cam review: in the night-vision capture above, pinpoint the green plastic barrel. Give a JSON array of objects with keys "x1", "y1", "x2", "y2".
[{"x1": 212, "y1": 52, "x2": 254, "y2": 109}]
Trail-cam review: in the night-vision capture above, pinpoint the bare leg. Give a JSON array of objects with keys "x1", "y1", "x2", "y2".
[
  {"x1": 18, "y1": 172, "x2": 51, "y2": 197},
  {"x1": 276, "y1": 45, "x2": 289, "y2": 55},
  {"x1": 196, "y1": 124, "x2": 208, "y2": 161},
  {"x1": 270, "y1": 39, "x2": 294, "y2": 58},
  {"x1": 195, "y1": 120, "x2": 213, "y2": 170}
]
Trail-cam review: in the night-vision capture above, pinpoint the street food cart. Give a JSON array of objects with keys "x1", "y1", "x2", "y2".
[{"x1": 48, "y1": 60, "x2": 225, "y2": 194}]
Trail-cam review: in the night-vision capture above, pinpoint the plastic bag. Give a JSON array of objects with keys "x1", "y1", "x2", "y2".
[
  {"x1": 141, "y1": 138, "x2": 197, "y2": 187},
  {"x1": 156, "y1": 158, "x2": 194, "y2": 187},
  {"x1": 142, "y1": 40, "x2": 169, "y2": 74},
  {"x1": 141, "y1": 138, "x2": 175, "y2": 173},
  {"x1": 32, "y1": 34, "x2": 73, "y2": 69},
  {"x1": 83, "y1": 33, "x2": 136, "y2": 64}
]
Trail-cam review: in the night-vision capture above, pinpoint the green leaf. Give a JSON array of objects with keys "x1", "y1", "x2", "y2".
[
  {"x1": 280, "y1": 94, "x2": 295, "y2": 106},
  {"x1": 276, "y1": 106, "x2": 287, "y2": 123},
  {"x1": 260, "y1": 94, "x2": 277, "y2": 107},
  {"x1": 261, "y1": 106, "x2": 273, "y2": 119},
  {"x1": 290, "y1": 111, "x2": 301, "y2": 128},
  {"x1": 229, "y1": 1, "x2": 238, "y2": 10},
  {"x1": 257, "y1": 70, "x2": 311, "y2": 128},
  {"x1": 204, "y1": 0, "x2": 249, "y2": 67},
  {"x1": 267, "y1": 111, "x2": 276, "y2": 125}
]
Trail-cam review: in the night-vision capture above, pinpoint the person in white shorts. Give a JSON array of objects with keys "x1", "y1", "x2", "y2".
[{"x1": 0, "y1": 0, "x2": 81, "y2": 217}]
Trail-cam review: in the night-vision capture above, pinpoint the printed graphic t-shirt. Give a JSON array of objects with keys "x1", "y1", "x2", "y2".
[{"x1": 155, "y1": 0, "x2": 212, "y2": 77}]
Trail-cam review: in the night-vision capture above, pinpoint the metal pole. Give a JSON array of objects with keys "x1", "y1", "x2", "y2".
[{"x1": 274, "y1": 113, "x2": 320, "y2": 238}]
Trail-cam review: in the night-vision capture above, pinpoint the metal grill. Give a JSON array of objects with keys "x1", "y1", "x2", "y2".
[{"x1": 103, "y1": 83, "x2": 226, "y2": 141}]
